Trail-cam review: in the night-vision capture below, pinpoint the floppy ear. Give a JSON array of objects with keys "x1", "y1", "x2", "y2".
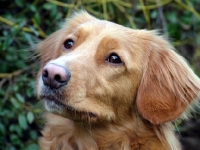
[{"x1": 136, "y1": 36, "x2": 200, "y2": 125}]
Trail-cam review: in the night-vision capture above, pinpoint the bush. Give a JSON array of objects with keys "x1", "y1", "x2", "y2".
[{"x1": 1, "y1": 0, "x2": 200, "y2": 149}]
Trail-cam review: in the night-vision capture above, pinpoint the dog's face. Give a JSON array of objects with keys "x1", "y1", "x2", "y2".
[
  {"x1": 37, "y1": 12, "x2": 144, "y2": 123},
  {"x1": 37, "y1": 11, "x2": 200, "y2": 125}
]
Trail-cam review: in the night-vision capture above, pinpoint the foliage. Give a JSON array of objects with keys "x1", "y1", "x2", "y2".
[{"x1": 1, "y1": 0, "x2": 200, "y2": 149}]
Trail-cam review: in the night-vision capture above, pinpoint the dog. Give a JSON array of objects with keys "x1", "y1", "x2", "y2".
[{"x1": 36, "y1": 11, "x2": 200, "y2": 150}]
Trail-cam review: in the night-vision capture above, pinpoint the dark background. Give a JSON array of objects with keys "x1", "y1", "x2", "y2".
[{"x1": 0, "y1": 0, "x2": 200, "y2": 149}]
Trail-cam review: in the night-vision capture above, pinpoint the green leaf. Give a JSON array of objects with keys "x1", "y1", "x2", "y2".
[
  {"x1": 15, "y1": 0, "x2": 24, "y2": 7},
  {"x1": 16, "y1": 93, "x2": 25, "y2": 103},
  {"x1": 29, "y1": 4, "x2": 36, "y2": 12},
  {"x1": 34, "y1": 12, "x2": 41, "y2": 26},
  {"x1": 16, "y1": 61, "x2": 26, "y2": 69},
  {"x1": 27, "y1": 111, "x2": 34, "y2": 124},
  {"x1": 10, "y1": 97, "x2": 21, "y2": 109},
  {"x1": 150, "y1": 10, "x2": 157, "y2": 19},
  {"x1": 3, "y1": 38, "x2": 13, "y2": 51},
  {"x1": 23, "y1": 33, "x2": 35, "y2": 46},
  {"x1": 18, "y1": 114, "x2": 28, "y2": 130},
  {"x1": 26, "y1": 143, "x2": 39, "y2": 150},
  {"x1": 29, "y1": 131, "x2": 38, "y2": 140},
  {"x1": 167, "y1": 24, "x2": 181, "y2": 41},
  {"x1": 0, "y1": 123, "x2": 6, "y2": 135},
  {"x1": 166, "y1": 12, "x2": 178, "y2": 24},
  {"x1": 13, "y1": 84, "x2": 19, "y2": 92},
  {"x1": 10, "y1": 134, "x2": 20, "y2": 145},
  {"x1": 9, "y1": 124, "x2": 23, "y2": 136},
  {"x1": 29, "y1": 26, "x2": 39, "y2": 37},
  {"x1": 43, "y1": 3, "x2": 54, "y2": 10}
]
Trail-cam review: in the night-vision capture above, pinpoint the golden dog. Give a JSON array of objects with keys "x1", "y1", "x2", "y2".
[{"x1": 36, "y1": 11, "x2": 200, "y2": 150}]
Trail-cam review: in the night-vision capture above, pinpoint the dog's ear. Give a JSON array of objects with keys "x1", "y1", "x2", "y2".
[{"x1": 136, "y1": 35, "x2": 200, "y2": 125}]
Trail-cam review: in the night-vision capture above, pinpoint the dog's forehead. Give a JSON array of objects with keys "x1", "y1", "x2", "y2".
[
  {"x1": 71, "y1": 19, "x2": 130, "y2": 39},
  {"x1": 73, "y1": 21, "x2": 135, "y2": 53}
]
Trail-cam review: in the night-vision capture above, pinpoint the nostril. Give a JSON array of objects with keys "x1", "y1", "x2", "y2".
[
  {"x1": 55, "y1": 74, "x2": 62, "y2": 82},
  {"x1": 42, "y1": 69, "x2": 50, "y2": 87},
  {"x1": 42, "y1": 69, "x2": 48, "y2": 78}
]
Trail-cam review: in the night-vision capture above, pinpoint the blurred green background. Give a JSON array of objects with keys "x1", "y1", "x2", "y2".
[{"x1": 1, "y1": 0, "x2": 200, "y2": 150}]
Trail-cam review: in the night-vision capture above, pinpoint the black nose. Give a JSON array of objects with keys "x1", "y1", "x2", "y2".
[{"x1": 42, "y1": 63, "x2": 71, "y2": 89}]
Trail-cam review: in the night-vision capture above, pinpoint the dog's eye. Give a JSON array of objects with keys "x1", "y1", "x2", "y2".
[
  {"x1": 63, "y1": 39, "x2": 74, "y2": 49},
  {"x1": 106, "y1": 53, "x2": 122, "y2": 64}
]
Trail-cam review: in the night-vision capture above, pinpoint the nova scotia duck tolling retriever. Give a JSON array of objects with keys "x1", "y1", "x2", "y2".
[{"x1": 36, "y1": 11, "x2": 200, "y2": 150}]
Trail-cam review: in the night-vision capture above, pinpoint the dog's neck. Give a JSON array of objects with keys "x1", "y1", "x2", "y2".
[{"x1": 39, "y1": 113, "x2": 175, "y2": 150}]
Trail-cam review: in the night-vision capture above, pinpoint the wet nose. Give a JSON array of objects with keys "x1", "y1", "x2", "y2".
[{"x1": 42, "y1": 63, "x2": 71, "y2": 89}]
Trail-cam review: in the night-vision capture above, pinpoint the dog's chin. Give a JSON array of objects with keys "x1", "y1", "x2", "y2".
[
  {"x1": 43, "y1": 98, "x2": 98, "y2": 122},
  {"x1": 44, "y1": 99, "x2": 65, "y2": 115}
]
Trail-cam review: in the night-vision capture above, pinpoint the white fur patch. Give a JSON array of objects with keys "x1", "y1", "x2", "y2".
[{"x1": 44, "y1": 100, "x2": 64, "y2": 114}]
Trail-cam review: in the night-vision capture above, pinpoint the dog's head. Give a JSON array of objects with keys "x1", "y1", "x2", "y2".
[{"x1": 36, "y1": 11, "x2": 200, "y2": 125}]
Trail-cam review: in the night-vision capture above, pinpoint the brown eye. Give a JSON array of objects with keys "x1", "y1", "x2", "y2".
[
  {"x1": 63, "y1": 39, "x2": 74, "y2": 49},
  {"x1": 106, "y1": 53, "x2": 122, "y2": 64}
]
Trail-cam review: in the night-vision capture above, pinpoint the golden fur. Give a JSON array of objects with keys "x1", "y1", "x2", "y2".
[{"x1": 36, "y1": 11, "x2": 200, "y2": 150}]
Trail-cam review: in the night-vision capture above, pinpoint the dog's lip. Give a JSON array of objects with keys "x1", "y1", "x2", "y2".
[{"x1": 40, "y1": 95, "x2": 98, "y2": 120}]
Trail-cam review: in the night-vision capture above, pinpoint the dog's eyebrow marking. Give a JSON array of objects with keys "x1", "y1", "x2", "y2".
[{"x1": 101, "y1": 36, "x2": 121, "y2": 49}]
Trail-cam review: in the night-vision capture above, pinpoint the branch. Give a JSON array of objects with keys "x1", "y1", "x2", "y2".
[
  {"x1": 174, "y1": 0, "x2": 200, "y2": 21},
  {"x1": 137, "y1": 0, "x2": 172, "y2": 10},
  {"x1": 0, "y1": 63, "x2": 36, "y2": 79},
  {"x1": 0, "y1": 16, "x2": 46, "y2": 38}
]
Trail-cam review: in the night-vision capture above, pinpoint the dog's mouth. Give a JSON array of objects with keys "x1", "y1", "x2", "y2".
[{"x1": 40, "y1": 95, "x2": 98, "y2": 122}]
